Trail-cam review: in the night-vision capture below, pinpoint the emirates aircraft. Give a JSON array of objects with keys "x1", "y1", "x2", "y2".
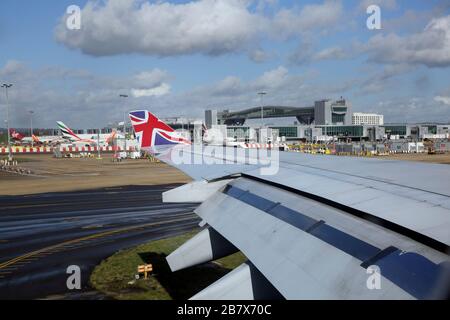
[{"x1": 56, "y1": 121, "x2": 122, "y2": 147}]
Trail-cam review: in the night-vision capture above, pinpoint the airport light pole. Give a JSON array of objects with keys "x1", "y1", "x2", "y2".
[
  {"x1": 97, "y1": 130, "x2": 101, "y2": 159},
  {"x1": 29, "y1": 110, "x2": 34, "y2": 148},
  {"x1": 2, "y1": 84, "x2": 13, "y2": 161},
  {"x1": 258, "y1": 91, "x2": 267, "y2": 127},
  {"x1": 120, "y1": 94, "x2": 129, "y2": 157}
]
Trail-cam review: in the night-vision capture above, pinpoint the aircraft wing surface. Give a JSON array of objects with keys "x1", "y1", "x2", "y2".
[
  {"x1": 130, "y1": 110, "x2": 450, "y2": 299},
  {"x1": 153, "y1": 145, "x2": 450, "y2": 300}
]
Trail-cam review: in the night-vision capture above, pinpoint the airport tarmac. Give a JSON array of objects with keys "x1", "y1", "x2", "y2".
[
  {"x1": 379, "y1": 152, "x2": 450, "y2": 164},
  {"x1": 0, "y1": 154, "x2": 191, "y2": 195},
  {"x1": 0, "y1": 184, "x2": 200, "y2": 300}
]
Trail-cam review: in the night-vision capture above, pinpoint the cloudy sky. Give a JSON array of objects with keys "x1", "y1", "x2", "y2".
[{"x1": 0, "y1": 0, "x2": 450, "y2": 128}]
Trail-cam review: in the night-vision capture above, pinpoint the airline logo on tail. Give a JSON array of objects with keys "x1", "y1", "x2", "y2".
[
  {"x1": 10, "y1": 129, "x2": 24, "y2": 141},
  {"x1": 129, "y1": 110, "x2": 191, "y2": 148},
  {"x1": 106, "y1": 131, "x2": 117, "y2": 145},
  {"x1": 57, "y1": 121, "x2": 83, "y2": 141},
  {"x1": 32, "y1": 134, "x2": 40, "y2": 143}
]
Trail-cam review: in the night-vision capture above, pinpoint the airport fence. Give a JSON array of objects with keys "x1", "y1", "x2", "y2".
[{"x1": 0, "y1": 146, "x2": 137, "y2": 155}]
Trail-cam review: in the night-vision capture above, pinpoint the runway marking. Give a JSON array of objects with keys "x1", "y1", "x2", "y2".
[
  {"x1": 2, "y1": 196, "x2": 163, "y2": 210},
  {"x1": 0, "y1": 215, "x2": 197, "y2": 272},
  {"x1": 82, "y1": 225, "x2": 105, "y2": 230}
]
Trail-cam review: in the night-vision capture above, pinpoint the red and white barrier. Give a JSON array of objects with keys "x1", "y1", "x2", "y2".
[
  {"x1": 0, "y1": 146, "x2": 136, "y2": 154},
  {"x1": 0, "y1": 147, "x2": 52, "y2": 154},
  {"x1": 59, "y1": 146, "x2": 136, "y2": 153},
  {"x1": 243, "y1": 143, "x2": 281, "y2": 149}
]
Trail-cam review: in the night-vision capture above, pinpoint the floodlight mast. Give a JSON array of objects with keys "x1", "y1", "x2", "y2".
[{"x1": 2, "y1": 84, "x2": 13, "y2": 161}]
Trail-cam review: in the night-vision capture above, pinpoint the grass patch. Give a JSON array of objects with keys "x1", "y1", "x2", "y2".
[{"x1": 90, "y1": 230, "x2": 246, "y2": 300}]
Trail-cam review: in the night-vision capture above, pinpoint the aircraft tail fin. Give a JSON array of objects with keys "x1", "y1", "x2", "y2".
[
  {"x1": 57, "y1": 121, "x2": 81, "y2": 141},
  {"x1": 129, "y1": 110, "x2": 191, "y2": 149},
  {"x1": 10, "y1": 129, "x2": 24, "y2": 141},
  {"x1": 106, "y1": 131, "x2": 117, "y2": 145}
]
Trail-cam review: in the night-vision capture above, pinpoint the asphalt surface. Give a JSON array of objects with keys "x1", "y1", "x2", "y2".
[{"x1": 0, "y1": 184, "x2": 200, "y2": 300}]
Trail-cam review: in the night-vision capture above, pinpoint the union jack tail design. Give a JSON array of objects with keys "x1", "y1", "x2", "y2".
[{"x1": 129, "y1": 110, "x2": 191, "y2": 148}]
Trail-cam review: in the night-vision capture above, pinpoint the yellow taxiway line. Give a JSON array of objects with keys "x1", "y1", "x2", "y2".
[{"x1": 0, "y1": 215, "x2": 196, "y2": 271}]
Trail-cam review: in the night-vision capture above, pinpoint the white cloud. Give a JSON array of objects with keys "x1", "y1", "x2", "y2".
[
  {"x1": 2, "y1": 60, "x2": 449, "y2": 127},
  {"x1": 55, "y1": 0, "x2": 343, "y2": 57},
  {"x1": 132, "y1": 70, "x2": 169, "y2": 85},
  {"x1": 55, "y1": 0, "x2": 266, "y2": 57},
  {"x1": 1, "y1": 61, "x2": 312, "y2": 127},
  {"x1": 272, "y1": 1, "x2": 343, "y2": 39},
  {"x1": 0, "y1": 60, "x2": 172, "y2": 127},
  {"x1": 170, "y1": 65, "x2": 320, "y2": 116},
  {"x1": 212, "y1": 76, "x2": 243, "y2": 96},
  {"x1": 359, "y1": 64, "x2": 413, "y2": 93},
  {"x1": 1, "y1": 60, "x2": 26, "y2": 75},
  {"x1": 206, "y1": 66, "x2": 290, "y2": 98},
  {"x1": 289, "y1": 42, "x2": 350, "y2": 65},
  {"x1": 132, "y1": 83, "x2": 171, "y2": 97},
  {"x1": 434, "y1": 96, "x2": 450, "y2": 106},
  {"x1": 248, "y1": 49, "x2": 271, "y2": 63},
  {"x1": 374, "y1": 97, "x2": 450, "y2": 123},
  {"x1": 364, "y1": 15, "x2": 450, "y2": 67},
  {"x1": 382, "y1": 9, "x2": 435, "y2": 33},
  {"x1": 288, "y1": 40, "x2": 314, "y2": 65},
  {"x1": 253, "y1": 66, "x2": 289, "y2": 89},
  {"x1": 313, "y1": 46, "x2": 348, "y2": 61}
]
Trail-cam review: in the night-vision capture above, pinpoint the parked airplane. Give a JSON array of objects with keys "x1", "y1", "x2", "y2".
[
  {"x1": 26, "y1": 134, "x2": 66, "y2": 145},
  {"x1": 10, "y1": 129, "x2": 65, "y2": 145},
  {"x1": 202, "y1": 126, "x2": 241, "y2": 147},
  {"x1": 56, "y1": 121, "x2": 120, "y2": 147},
  {"x1": 130, "y1": 110, "x2": 450, "y2": 300}
]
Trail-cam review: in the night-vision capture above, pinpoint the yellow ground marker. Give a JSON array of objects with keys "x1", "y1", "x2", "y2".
[{"x1": 137, "y1": 264, "x2": 153, "y2": 279}]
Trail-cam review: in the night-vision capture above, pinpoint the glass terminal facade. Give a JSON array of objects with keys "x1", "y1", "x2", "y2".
[
  {"x1": 271, "y1": 127, "x2": 299, "y2": 138},
  {"x1": 383, "y1": 125, "x2": 407, "y2": 136},
  {"x1": 319, "y1": 125, "x2": 364, "y2": 137}
]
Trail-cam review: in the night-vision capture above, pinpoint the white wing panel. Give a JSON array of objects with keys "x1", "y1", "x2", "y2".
[
  {"x1": 195, "y1": 191, "x2": 414, "y2": 299},
  {"x1": 244, "y1": 166, "x2": 450, "y2": 248}
]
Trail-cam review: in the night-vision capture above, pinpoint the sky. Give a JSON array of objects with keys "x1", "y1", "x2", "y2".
[{"x1": 0, "y1": 0, "x2": 450, "y2": 128}]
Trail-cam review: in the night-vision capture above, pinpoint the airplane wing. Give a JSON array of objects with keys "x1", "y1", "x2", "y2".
[{"x1": 130, "y1": 110, "x2": 450, "y2": 300}]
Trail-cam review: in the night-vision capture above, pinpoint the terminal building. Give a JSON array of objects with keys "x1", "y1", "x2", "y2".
[
  {"x1": 213, "y1": 98, "x2": 352, "y2": 127},
  {"x1": 207, "y1": 98, "x2": 449, "y2": 143},
  {"x1": 209, "y1": 98, "x2": 358, "y2": 142},
  {"x1": 216, "y1": 106, "x2": 315, "y2": 126},
  {"x1": 383, "y1": 124, "x2": 450, "y2": 140},
  {"x1": 352, "y1": 113, "x2": 384, "y2": 126},
  {"x1": 314, "y1": 98, "x2": 352, "y2": 126}
]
